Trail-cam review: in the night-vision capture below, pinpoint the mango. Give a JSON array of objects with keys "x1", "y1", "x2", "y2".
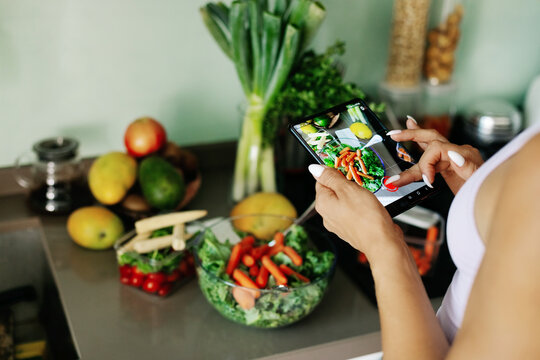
[
  {"x1": 67, "y1": 206, "x2": 124, "y2": 250},
  {"x1": 230, "y1": 192, "x2": 297, "y2": 240},
  {"x1": 88, "y1": 152, "x2": 137, "y2": 205}
]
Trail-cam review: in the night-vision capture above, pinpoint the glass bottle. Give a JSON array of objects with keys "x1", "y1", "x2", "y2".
[{"x1": 423, "y1": 0, "x2": 465, "y2": 85}]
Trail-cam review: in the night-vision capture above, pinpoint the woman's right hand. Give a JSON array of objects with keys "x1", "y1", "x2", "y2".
[{"x1": 387, "y1": 117, "x2": 484, "y2": 194}]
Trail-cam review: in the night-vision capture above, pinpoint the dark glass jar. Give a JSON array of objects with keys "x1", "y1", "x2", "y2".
[{"x1": 15, "y1": 137, "x2": 91, "y2": 214}]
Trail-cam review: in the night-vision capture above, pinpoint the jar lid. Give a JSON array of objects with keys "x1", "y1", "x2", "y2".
[
  {"x1": 464, "y1": 99, "x2": 522, "y2": 144},
  {"x1": 33, "y1": 137, "x2": 79, "y2": 161}
]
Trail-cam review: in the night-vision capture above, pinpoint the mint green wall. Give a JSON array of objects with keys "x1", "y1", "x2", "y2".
[{"x1": 1, "y1": 0, "x2": 539, "y2": 167}]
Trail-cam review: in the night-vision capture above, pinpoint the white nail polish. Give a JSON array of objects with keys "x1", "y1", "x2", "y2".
[
  {"x1": 386, "y1": 175, "x2": 400, "y2": 184},
  {"x1": 406, "y1": 115, "x2": 417, "y2": 125},
  {"x1": 422, "y1": 174, "x2": 433, "y2": 188},
  {"x1": 386, "y1": 130, "x2": 401, "y2": 136},
  {"x1": 308, "y1": 164, "x2": 324, "y2": 178},
  {"x1": 448, "y1": 150, "x2": 465, "y2": 167}
]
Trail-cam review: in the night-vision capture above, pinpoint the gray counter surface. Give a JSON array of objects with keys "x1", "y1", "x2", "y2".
[{"x1": 0, "y1": 163, "x2": 388, "y2": 360}]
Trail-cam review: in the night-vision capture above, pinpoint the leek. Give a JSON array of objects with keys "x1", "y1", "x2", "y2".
[{"x1": 200, "y1": 0, "x2": 326, "y2": 201}]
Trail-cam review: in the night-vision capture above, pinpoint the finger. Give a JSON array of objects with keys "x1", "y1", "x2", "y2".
[
  {"x1": 387, "y1": 128, "x2": 448, "y2": 145},
  {"x1": 308, "y1": 164, "x2": 349, "y2": 196},
  {"x1": 403, "y1": 116, "x2": 430, "y2": 149},
  {"x1": 416, "y1": 145, "x2": 444, "y2": 188},
  {"x1": 416, "y1": 142, "x2": 476, "y2": 186},
  {"x1": 388, "y1": 165, "x2": 423, "y2": 188},
  {"x1": 446, "y1": 146, "x2": 482, "y2": 181},
  {"x1": 406, "y1": 115, "x2": 420, "y2": 130}
]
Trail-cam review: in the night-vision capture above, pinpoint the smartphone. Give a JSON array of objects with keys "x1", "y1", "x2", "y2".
[{"x1": 289, "y1": 98, "x2": 442, "y2": 217}]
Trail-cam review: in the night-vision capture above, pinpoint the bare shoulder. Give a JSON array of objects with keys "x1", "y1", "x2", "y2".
[{"x1": 503, "y1": 132, "x2": 540, "y2": 186}]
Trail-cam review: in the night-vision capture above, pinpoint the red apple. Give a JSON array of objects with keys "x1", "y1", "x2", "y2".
[{"x1": 124, "y1": 117, "x2": 167, "y2": 157}]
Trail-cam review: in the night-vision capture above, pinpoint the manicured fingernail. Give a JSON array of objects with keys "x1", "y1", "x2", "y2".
[
  {"x1": 386, "y1": 130, "x2": 401, "y2": 136},
  {"x1": 386, "y1": 175, "x2": 400, "y2": 184},
  {"x1": 422, "y1": 174, "x2": 433, "y2": 188},
  {"x1": 448, "y1": 150, "x2": 465, "y2": 167},
  {"x1": 308, "y1": 164, "x2": 325, "y2": 178},
  {"x1": 406, "y1": 115, "x2": 417, "y2": 124}
]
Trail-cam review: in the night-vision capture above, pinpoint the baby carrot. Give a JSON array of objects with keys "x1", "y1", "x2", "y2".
[
  {"x1": 261, "y1": 255, "x2": 288, "y2": 285},
  {"x1": 251, "y1": 244, "x2": 269, "y2": 260},
  {"x1": 425, "y1": 226, "x2": 439, "y2": 258},
  {"x1": 346, "y1": 169, "x2": 353, "y2": 180},
  {"x1": 241, "y1": 235, "x2": 255, "y2": 247},
  {"x1": 273, "y1": 232, "x2": 284, "y2": 246},
  {"x1": 232, "y1": 269, "x2": 261, "y2": 297},
  {"x1": 337, "y1": 152, "x2": 348, "y2": 166},
  {"x1": 356, "y1": 168, "x2": 374, "y2": 180},
  {"x1": 256, "y1": 265, "x2": 269, "y2": 288},
  {"x1": 283, "y1": 246, "x2": 302, "y2": 266},
  {"x1": 226, "y1": 243, "x2": 243, "y2": 275},
  {"x1": 357, "y1": 150, "x2": 368, "y2": 174},
  {"x1": 345, "y1": 152, "x2": 355, "y2": 163},
  {"x1": 267, "y1": 244, "x2": 284, "y2": 257},
  {"x1": 279, "y1": 264, "x2": 310, "y2": 283},
  {"x1": 417, "y1": 257, "x2": 431, "y2": 276},
  {"x1": 426, "y1": 226, "x2": 439, "y2": 242},
  {"x1": 242, "y1": 254, "x2": 255, "y2": 267},
  {"x1": 349, "y1": 163, "x2": 363, "y2": 186},
  {"x1": 339, "y1": 147, "x2": 351, "y2": 155}
]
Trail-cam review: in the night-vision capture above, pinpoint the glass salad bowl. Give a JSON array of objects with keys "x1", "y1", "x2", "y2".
[{"x1": 193, "y1": 214, "x2": 337, "y2": 328}]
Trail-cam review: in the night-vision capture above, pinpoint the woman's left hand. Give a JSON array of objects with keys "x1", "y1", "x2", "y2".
[{"x1": 309, "y1": 164, "x2": 402, "y2": 259}]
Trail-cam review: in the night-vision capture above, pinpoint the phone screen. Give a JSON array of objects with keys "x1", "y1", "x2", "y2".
[{"x1": 290, "y1": 99, "x2": 429, "y2": 208}]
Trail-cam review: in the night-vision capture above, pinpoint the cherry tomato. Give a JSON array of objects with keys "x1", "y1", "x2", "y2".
[
  {"x1": 130, "y1": 274, "x2": 144, "y2": 288},
  {"x1": 166, "y1": 270, "x2": 181, "y2": 283},
  {"x1": 147, "y1": 272, "x2": 166, "y2": 284},
  {"x1": 119, "y1": 265, "x2": 133, "y2": 277},
  {"x1": 178, "y1": 261, "x2": 189, "y2": 275},
  {"x1": 142, "y1": 279, "x2": 159, "y2": 293},
  {"x1": 132, "y1": 266, "x2": 146, "y2": 276},
  {"x1": 120, "y1": 275, "x2": 131, "y2": 285},
  {"x1": 157, "y1": 283, "x2": 173, "y2": 297}
]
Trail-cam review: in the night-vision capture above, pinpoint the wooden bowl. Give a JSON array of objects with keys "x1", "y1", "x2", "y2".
[{"x1": 114, "y1": 173, "x2": 202, "y2": 221}]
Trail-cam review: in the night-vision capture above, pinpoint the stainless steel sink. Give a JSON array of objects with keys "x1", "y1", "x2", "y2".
[{"x1": 0, "y1": 221, "x2": 78, "y2": 358}]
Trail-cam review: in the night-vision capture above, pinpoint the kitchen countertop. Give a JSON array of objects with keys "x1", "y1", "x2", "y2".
[{"x1": 0, "y1": 144, "x2": 442, "y2": 359}]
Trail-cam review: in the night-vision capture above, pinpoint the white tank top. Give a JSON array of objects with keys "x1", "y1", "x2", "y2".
[{"x1": 437, "y1": 122, "x2": 540, "y2": 343}]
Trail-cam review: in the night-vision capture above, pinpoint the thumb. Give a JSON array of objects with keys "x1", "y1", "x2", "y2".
[
  {"x1": 447, "y1": 149, "x2": 478, "y2": 180},
  {"x1": 308, "y1": 164, "x2": 349, "y2": 194}
]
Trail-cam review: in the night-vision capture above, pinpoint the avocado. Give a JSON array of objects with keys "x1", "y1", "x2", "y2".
[{"x1": 139, "y1": 156, "x2": 185, "y2": 210}]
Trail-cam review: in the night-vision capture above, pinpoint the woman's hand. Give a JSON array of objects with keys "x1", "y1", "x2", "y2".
[
  {"x1": 309, "y1": 164, "x2": 403, "y2": 259},
  {"x1": 387, "y1": 117, "x2": 484, "y2": 194}
]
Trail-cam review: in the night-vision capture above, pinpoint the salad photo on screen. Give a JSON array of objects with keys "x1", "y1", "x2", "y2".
[{"x1": 293, "y1": 100, "x2": 427, "y2": 207}]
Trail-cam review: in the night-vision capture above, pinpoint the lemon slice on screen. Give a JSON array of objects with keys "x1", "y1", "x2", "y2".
[
  {"x1": 349, "y1": 122, "x2": 372, "y2": 139},
  {"x1": 300, "y1": 124, "x2": 317, "y2": 134}
]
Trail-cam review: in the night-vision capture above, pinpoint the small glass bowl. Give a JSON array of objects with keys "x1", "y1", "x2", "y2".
[{"x1": 114, "y1": 230, "x2": 195, "y2": 297}]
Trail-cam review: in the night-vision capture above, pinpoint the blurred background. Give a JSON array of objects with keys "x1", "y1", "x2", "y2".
[{"x1": 0, "y1": 0, "x2": 539, "y2": 167}]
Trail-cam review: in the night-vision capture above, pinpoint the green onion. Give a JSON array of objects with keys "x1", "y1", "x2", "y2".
[{"x1": 201, "y1": 0, "x2": 326, "y2": 201}]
